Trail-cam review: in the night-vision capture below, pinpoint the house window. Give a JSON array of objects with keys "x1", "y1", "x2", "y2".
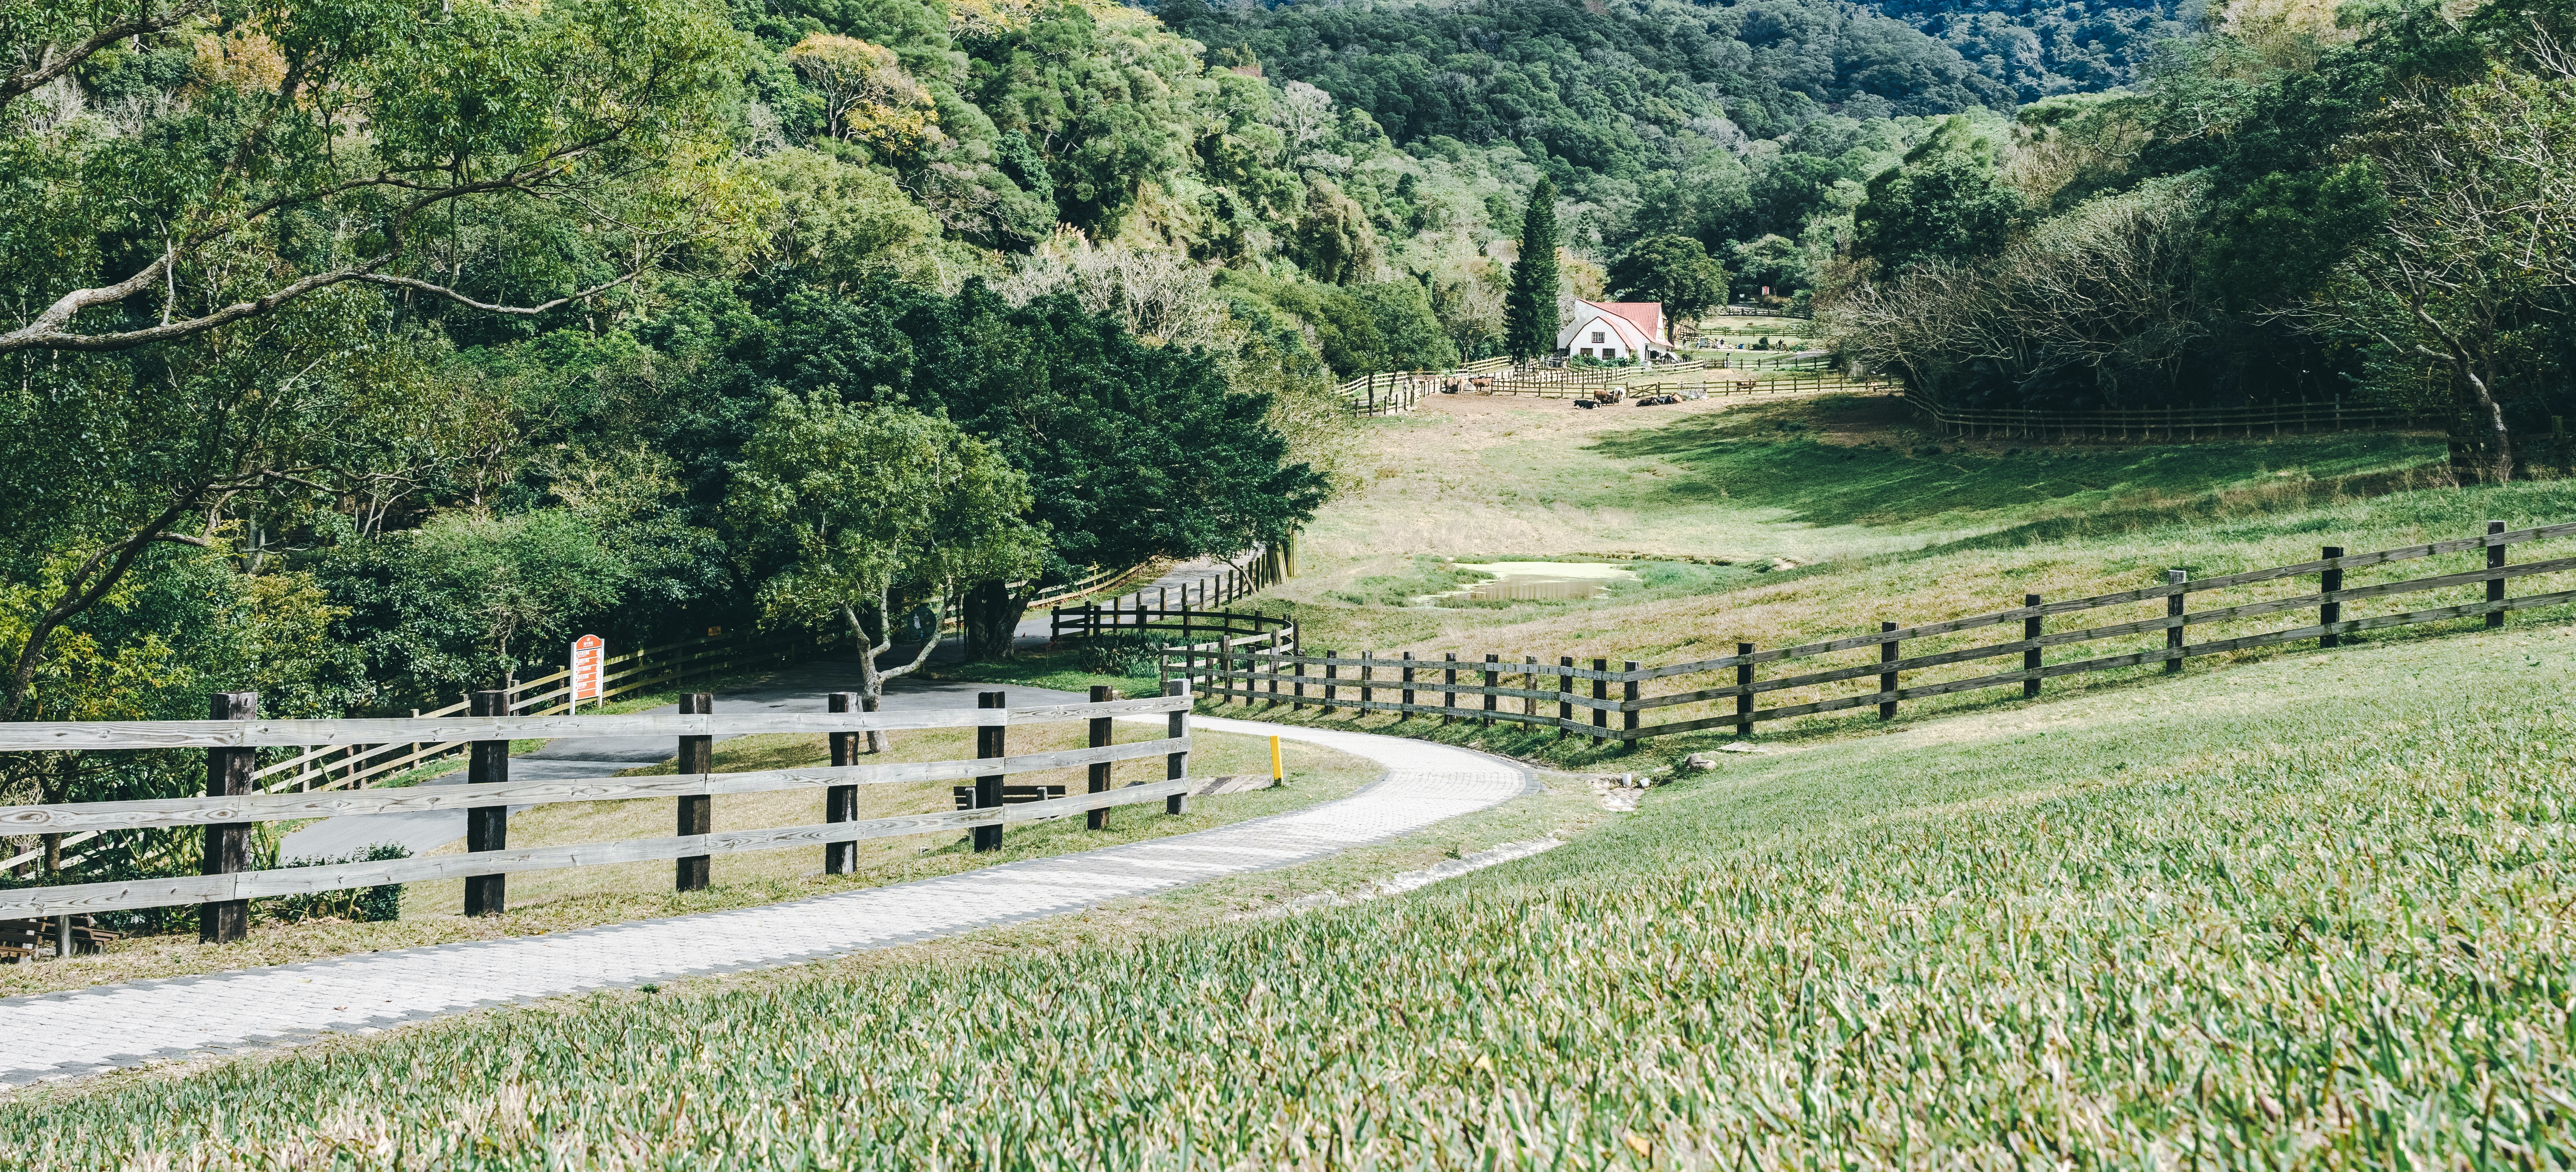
[
  {"x1": 1591, "y1": 331, "x2": 1605, "y2": 343},
  {"x1": 1579, "y1": 347, "x2": 1593, "y2": 357},
  {"x1": 1604, "y1": 347, "x2": 1619, "y2": 359}
]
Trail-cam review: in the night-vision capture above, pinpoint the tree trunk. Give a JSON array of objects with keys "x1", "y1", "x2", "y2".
[{"x1": 961, "y1": 579, "x2": 1022, "y2": 662}]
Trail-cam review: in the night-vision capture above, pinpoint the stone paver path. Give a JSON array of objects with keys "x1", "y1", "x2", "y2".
[{"x1": 0, "y1": 717, "x2": 1532, "y2": 1083}]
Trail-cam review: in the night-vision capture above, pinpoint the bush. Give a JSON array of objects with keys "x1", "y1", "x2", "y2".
[
  {"x1": 1077, "y1": 634, "x2": 1163, "y2": 679},
  {"x1": 261, "y1": 843, "x2": 412, "y2": 924}
]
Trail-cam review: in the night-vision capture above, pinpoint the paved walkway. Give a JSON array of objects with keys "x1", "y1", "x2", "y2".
[{"x1": 0, "y1": 717, "x2": 1534, "y2": 1083}]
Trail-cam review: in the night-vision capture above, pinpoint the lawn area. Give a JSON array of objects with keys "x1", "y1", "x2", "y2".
[
  {"x1": 7, "y1": 617, "x2": 2564, "y2": 1165},
  {"x1": 0, "y1": 725, "x2": 1382, "y2": 1000}
]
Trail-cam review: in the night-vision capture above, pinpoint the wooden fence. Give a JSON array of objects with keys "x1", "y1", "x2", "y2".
[
  {"x1": 1908, "y1": 392, "x2": 2420, "y2": 443},
  {"x1": 1182, "y1": 520, "x2": 2568, "y2": 742},
  {"x1": 1049, "y1": 555, "x2": 1291, "y2": 644},
  {"x1": 0, "y1": 688, "x2": 1197, "y2": 935}
]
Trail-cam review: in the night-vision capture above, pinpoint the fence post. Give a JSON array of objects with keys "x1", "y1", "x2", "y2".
[
  {"x1": 1266, "y1": 638, "x2": 1280, "y2": 706},
  {"x1": 1622, "y1": 661, "x2": 1639, "y2": 744},
  {"x1": 1590, "y1": 658, "x2": 1609, "y2": 745},
  {"x1": 1557, "y1": 656, "x2": 1572, "y2": 737},
  {"x1": 1443, "y1": 653, "x2": 1458, "y2": 724},
  {"x1": 2022, "y1": 597, "x2": 2043, "y2": 699},
  {"x1": 2320, "y1": 548, "x2": 2344, "y2": 649},
  {"x1": 1401, "y1": 651, "x2": 1417, "y2": 718},
  {"x1": 2166, "y1": 571, "x2": 2188, "y2": 672},
  {"x1": 2488, "y1": 520, "x2": 2507, "y2": 628},
  {"x1": 1087, "y1": 685, "x2": 1115, "y2": 831},
  {"x1": 1360, "y1": 651, "x2": 1374, "y2": 708},
  {"x1": 1524, "y1": 655, "x2": 1539, "y2": 719},
  {"x1": 200, "y1": 691, "x2": 259, "y2": 943},
  {"x1": 1293, "y1": 650, "x2": 1306, "y2": 711},
  {"x1": 1086, "y1": 602, "x2": 1100, "y2": 642},
  {"x1": 1734, "y1": 644, "x2": 1754, "y2": 739},
  {"x1": 1165, "y1": 680, "x2": 1190, "y2": 815},
  {"x1": 973, "y1": 691, "x2": 1006, "y2": 851},
  {"x1": 1879, "y1": 622, "x2": 1899, "y2": 720},
  {"x1": 675, "y1": 693, "x2": 713, "y2": 892},
  {"x1": 826, "y1": 692, "x2": 859, "y2": 874},
  {"x1": 1051, "y1": 606, "x2": 1063, "y2": 645},
  {"x1": 1323, "y1": 651, "x2": 1338, "y2": 714},
  {"x1": 1483, "y1": 653, "x2": 1499, "y2": 727}
]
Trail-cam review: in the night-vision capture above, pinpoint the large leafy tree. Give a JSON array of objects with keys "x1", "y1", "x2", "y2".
[
  {"x1": 1609, "y1": 235, "x2": 1730, "y2": 330},
  {"x1": 1852, "y1": 117, "x2": 2021, "y2": 273},
  {"x1": 1503, "y1": 176, "x2": 1558, "y2": 362},
  {"x1": 908, "y1": 282, "x2": 1328, "y2": 658},
  {"x1": 0, "y1": 0, "x2": 756, "y2": 356},
  {"x1": 727, "y1": 393, "x2": 1041, "y2": 743}
]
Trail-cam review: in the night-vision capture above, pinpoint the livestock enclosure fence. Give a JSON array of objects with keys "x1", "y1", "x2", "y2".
[
  {"x1": 0, "y1": 687, "x2": 1196, "y2": 940},
  {"x1": 1907, "y1": 391, "x2": 2422, "y2": 443},
  {"x1": 1170, "y1": 520, "x2": 2568, "y2": 743}
]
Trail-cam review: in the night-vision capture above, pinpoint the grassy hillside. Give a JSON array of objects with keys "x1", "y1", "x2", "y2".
[{"x1": 7, "y1": 619, "x2": 2565, "y2": 1165}]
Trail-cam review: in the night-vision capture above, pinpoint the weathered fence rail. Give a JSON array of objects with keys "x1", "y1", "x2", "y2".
[
  {"x1": 1184, "y1": 520, "x2": 2568, "y2": 742},
  {"x1": 0, "y1": 689, "x2": 1195, "y2": 930}
]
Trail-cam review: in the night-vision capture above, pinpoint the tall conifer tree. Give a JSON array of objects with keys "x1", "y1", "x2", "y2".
[{"x1": 1505, "y1": 176, "x2": 1560, "y2": 361}]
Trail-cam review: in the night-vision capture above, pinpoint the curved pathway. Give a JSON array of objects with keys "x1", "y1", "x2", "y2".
[{"x1": 0, "y1": 717, "x2": 1534, "y2": 1084}]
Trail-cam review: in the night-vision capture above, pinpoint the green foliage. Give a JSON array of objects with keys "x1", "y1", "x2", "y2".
[
  {"x1": 1852, "y1": 116, "x2": 2020, "y2": 272},
  {"x1": 1608, "y1": 235, "x2": 1729, "y2": 324},
  {"x1": 1504, "y1": 176, "x2": 1558, "y2": 362},
  {"x1": 266, "y1": 844, "x2": 412, "y2": 924},
  {"x1": 323, "y1": 511, "x2": 635, "y2": 695},
  {"x1": 726, "y1": 393, "x2": 1042, "y2": 640}
]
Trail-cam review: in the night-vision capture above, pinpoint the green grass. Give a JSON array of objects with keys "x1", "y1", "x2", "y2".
[{"x1": 8, "y1": 623, "x2": 2565, "y2": 1165}]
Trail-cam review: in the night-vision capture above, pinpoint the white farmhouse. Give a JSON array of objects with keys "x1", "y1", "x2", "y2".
[{"x1": 1556, "y1": 299, "x2": 1675, "y2": 362}]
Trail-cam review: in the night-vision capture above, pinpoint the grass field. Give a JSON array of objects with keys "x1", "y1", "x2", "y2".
[
  {"x1": 6, "y1": 620, "x2": 2564, "y2": 1166},
  {"x1": 0, "y1": 725, "x2": 1380, "y2": 1000}
]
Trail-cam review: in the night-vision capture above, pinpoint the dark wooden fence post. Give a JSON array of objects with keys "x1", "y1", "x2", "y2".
[
  {"x1": 1401, "y1": 652, "x2": 1416, "y2": 719},
  {"x1": 2320, "y1": 548, "x2": 2344, "y2": 649},
  {"x1": 1590, "y1": 658, "x2": 1609, "y2": 745},
  {"x1": 1524, "y1": 655, "x2": 1539, "y2": 719},
  {"x1": 1622, "y1": 661, "x2": 1640, "y2": 743},
  {"x1": 1087, "y1": 685, "x2": 1115, "y2": 831},
  {"x1": 200, "y1": 691, "x2": 258, "y2": 942},
  {"x1": 2022, "y1": 596, "x2": 2043, "y2": 699},
  {"x1": 464, "y1": 688, "x2": 516, "y2": 915},
  {"x1": 1323, "y1": 652, "x2": 1338, "y2": 714},
  {"x1": 1265, "y1": 639, "x2": 1281, "y2": 706},
  {"x1": 1293, "y1": 651, "x2": 1306, "y2": 711},
  {"x1": 1483, "y1": 653, "x2": 1499, "y2": 727},
  {"x1": 2166, "y1": 571, "x2": 2187, "y2": 673},
  {"x1": 973, "y1": 691, "x2": 1006, "y2": 851},
  {"x1": 1557, "y1": 656, "x2": 1573, "y2": 738},
  {"x1": 1878, "y1": 622, "x2": 1899, "y2": 719},
  {"x1": 1360, "y1": 650, "x2": 1374, "y2": 708},
  {"x1": 1165, "y1": 680, "x2": 1189, "y2": 815},
  {"x1": 826, "y1": 691, "x2": 859, "y2": 874},
  {"x1": 2488, "y1": 520, "x2": 2507, "y2": 627},
  {"x1": 1734, "y1": 643, "x2": 1754, "y2": 739},
  {"x1": 674, "y1": 692, "x2": 713, "y2": 892},
  {"x1": 1442, "y1": 653, "x2": 1458, "y2": 724}
]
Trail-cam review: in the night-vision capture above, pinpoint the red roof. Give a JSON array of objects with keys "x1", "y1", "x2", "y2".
[{"x1": 1584, "y1": 301, "x2": 1669, "y2": 347}]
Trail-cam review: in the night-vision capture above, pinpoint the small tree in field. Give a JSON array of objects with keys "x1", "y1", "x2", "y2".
[{"x1": 729, "y1": 393, "x2": 1043, "y2": 749}]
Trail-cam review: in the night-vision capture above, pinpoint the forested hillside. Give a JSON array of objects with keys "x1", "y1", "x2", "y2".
[
  {"x1": 1820, "y1": 0, "x2": 2576, "y2": 488},
  {"x1": 0, "y1": 0, "x2": 2236, "y2": 849}
]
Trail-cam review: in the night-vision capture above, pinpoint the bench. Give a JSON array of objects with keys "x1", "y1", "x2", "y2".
[
  {"x1": 0, "y1": 914, "x2": 119, "y2": 961},
  {"x1": 950, "y1": 784, "x2": 1068, "y2": 811}
]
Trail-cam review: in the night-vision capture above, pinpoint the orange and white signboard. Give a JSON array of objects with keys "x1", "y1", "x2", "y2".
[{"x1": 568, "y1": 634, "x2": 606, "y2": 712}]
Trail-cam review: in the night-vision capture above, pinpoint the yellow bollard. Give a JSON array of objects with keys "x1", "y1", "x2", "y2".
[{"x1": 1269, "y1": 735, "x2": 1283, "y2": 784}]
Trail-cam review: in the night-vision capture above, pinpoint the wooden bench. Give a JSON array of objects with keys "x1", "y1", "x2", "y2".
[
  {"x1": 0, "y1": 914, "x2": 119, "y2": 961},
  {"x1": 949, "y1": 784, "x2": 1067, "y2": 811}
]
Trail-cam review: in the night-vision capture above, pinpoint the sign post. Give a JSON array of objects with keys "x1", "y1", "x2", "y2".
[{"x1": 568, "y1": 634, "x2": 606, "y2": 714}]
